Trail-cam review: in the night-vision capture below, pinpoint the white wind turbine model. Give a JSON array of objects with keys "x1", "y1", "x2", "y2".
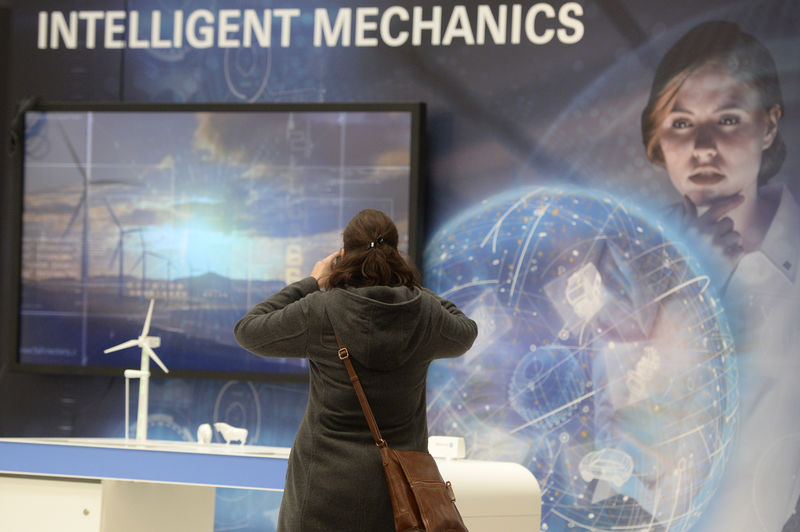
[{"x1": 104, "y1": 299, "x2": 169, "y2": 441}]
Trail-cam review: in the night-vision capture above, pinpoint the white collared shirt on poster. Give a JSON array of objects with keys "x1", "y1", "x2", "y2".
[{"x1": 701, "y1": 183, "x2": 800, "y2": 532}]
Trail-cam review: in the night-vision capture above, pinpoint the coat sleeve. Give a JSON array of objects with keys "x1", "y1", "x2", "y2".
[
  {"x1": 422, "y1": 288, "x2": 478, "y2": 359},
  {"x1": 233, "y1": 276, "x2": 320, "y2": 358}
]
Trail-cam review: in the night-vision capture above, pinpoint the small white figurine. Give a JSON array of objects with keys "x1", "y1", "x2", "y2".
[
  {"x1": 214, "y1": 422, "x2": 248, "y2": 445},
  {"x1": 197, "y1": 423, "x2": 213, "y2": 444}
]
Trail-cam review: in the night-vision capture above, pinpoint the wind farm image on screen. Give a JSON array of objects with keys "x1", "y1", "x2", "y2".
[{"x1": 16, "y1": 104, "x2": 420, "y2": 378}]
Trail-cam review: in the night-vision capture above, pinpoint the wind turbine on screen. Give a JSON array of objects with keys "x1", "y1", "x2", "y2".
[{"x1": 104, "y1": 299, "x2": 169, "y2": 441}]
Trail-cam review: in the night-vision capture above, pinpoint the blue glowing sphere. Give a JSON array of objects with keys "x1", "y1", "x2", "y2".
[{"x1": 424, "y1": 187, "x2": 738, "y2": 531}]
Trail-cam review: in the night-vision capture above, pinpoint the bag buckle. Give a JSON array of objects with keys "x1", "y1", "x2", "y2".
[{"x1": 338, "y1": 347, "x2": 349, "y2": 360}]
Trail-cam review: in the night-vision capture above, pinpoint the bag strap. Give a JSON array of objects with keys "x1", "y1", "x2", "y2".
[{"x1": 334, "y1": 332, "x2": 387, "y2": 448}]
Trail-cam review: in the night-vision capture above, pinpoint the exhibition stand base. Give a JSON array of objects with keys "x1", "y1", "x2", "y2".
[{"x1": 0, "y1": 437, "x2": 540, "y2": 532}]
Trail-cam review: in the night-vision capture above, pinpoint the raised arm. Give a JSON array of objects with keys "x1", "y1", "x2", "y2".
[
  {"x1": 422, "y1": 288, "x2": 478, "y2": 358},
  {"x1": 233, "y1": 276, "x2": 320, "y2": 358}
]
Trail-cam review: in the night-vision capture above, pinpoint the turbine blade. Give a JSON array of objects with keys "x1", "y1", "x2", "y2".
[
  {"x1": 104, "y1": 196, "x2": 122, "y2": 229},
  {"x1": 109, "y1": 240, "x2": 121, "y2": 268},
  {"x1": 104, "y1": 339, "x2": 139, "y2": 353},
  {"x1": 144, "y1": 344, "x2": 169, "y2": 373},
  {"x1": 141, "y1": 299, "x2": 155, "y2": 337},
  {"x1": 56, "y1": 119, "x2": 87, "y2": 181},
  {"x1": 61, "y1": 195, "x2": 85, "y2": 238},
  {"x1": 130, "y1": 253, "x2": 143, "y2": 272}
]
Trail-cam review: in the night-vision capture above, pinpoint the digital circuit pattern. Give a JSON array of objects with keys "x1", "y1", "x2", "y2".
[{"x1": 424, "y1": 186, "x2": 739, "y2": 531}]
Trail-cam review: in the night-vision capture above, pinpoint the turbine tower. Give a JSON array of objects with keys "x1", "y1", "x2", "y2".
[
  {"x1": 105, "y1": 197, "x2": 142, "y2": 298},
  {"x1": 57, "y1": 116, "x2": 131, "y2": 362}
]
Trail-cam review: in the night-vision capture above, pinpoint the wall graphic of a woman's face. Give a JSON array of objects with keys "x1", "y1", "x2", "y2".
[{"x1": 656, "y1": 62, "x2": 780, "y2": 207}]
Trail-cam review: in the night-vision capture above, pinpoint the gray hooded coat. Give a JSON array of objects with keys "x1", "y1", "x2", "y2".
[{"x1": 234, "y1": 276, "x2": 477, "y2": 531}]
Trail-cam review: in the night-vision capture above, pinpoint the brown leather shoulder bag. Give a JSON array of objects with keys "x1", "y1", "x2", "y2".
[{"x1": 335, "y1": 333, "x2": 468, "y2": 532}]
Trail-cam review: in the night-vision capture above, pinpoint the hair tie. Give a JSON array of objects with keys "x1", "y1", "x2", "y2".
[{"x1": 368, "y1": 236, "x2": 385, "y2": 249}]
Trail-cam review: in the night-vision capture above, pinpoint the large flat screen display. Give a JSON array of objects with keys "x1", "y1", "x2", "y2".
[{"x1": 11, "y1": 102, "x2": 423, "y2": 380}]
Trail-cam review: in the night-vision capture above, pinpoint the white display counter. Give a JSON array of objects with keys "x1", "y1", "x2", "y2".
[{"x1": 0, "y1": 437, "x2": 540, "y2": 531}]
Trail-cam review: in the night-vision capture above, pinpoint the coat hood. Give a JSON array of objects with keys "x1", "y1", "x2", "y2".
[{"x1": 326, "y1": 285, "x2": 426, "y2": 371}]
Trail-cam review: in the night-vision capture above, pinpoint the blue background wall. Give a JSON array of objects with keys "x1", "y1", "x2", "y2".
[{"x1": 1, "y1": 1, "x2": 799, "y2": 531}]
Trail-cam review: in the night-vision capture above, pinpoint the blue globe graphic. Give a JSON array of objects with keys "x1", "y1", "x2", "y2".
[{"x1": 424, "y1": 187, "x2": 739, "y2": 531}]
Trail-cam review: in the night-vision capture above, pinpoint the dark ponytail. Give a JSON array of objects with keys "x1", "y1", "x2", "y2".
[{"x1": 327, "y1": 209, "x2": 421, "y2": 289}]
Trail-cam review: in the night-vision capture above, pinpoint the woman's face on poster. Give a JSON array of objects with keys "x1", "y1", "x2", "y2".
[{"x1": 656, "y1": 62, "x2": 780, "y2": 206}]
